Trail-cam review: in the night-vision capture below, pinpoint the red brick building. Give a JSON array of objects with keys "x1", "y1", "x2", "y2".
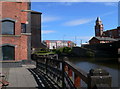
[
  {"x1": 89, "y1": 37, "x2": 117, "y2": 45},
  {"x1": 95, "y1": 17, "x2": 120, "y2": 39},
  {"x1": 103, "y1": 27, "x2": 120, "y2": 39},
  {"x1": 89, "y1": 17, "x2": 120, "y2": 44},
  {"x1": 0, "y1": 1, "x2": 42, "y2": 61}
]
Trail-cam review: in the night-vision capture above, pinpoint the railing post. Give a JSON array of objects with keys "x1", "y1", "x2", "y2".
[
  {"x1": 87, "y1": 68, "x2": 112, "y2": 89},
  {"x1": 45, "y1": 57, "x2": 48, "y2": 74},
  {"x1": 62, "y1": 58, "x2": 65, "y2": 89},
  {"x1": 36, "y1": 59, "x2": 38, "y2": 68},
  {"x1": 64, "y1": 65, "x2": 68, "y2": 73},
  {"x1": 74, "y1": 73, "x2": 81, "y2": 89},
  {"x1": 68, "y1": 68, "x2": 73, "y2": 80}
]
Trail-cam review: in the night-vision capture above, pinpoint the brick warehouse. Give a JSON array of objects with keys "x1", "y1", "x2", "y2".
[{"x1": 0, "y1": 1, "x2": 42, "y2": 61}]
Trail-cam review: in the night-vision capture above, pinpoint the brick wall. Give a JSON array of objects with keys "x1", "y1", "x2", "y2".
[
  {"x1": 89, "y1": 38, "x2": 100, "y2": 44},
  {"x1": 1, "y1": 2, "x2": 28, "y2": 35},
  {"x1": 1, "y1": 2, "x2": 31, "y2": 61},
  {"x1": 1, "y1": 36, "x2": 21, "y2": 60},
  {"x1": 103, "y1": 28, "x2": 120, "y2": 38}
]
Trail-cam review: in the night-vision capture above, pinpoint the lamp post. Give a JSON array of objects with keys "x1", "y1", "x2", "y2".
[{"x1": 63, "y1": 35, "x2": 66, "y2": 47}]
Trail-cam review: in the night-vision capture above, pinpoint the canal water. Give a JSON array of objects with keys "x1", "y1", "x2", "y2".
[{"x1": 68, "y1": 57, "x2": 120, "y2": 87}]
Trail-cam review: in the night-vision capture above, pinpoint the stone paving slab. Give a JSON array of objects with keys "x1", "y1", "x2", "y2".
[{"x1": 0, "y1": 64, "x2": 38, "y2": 88}]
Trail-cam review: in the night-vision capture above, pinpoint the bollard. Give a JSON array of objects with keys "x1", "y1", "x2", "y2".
[{"x1": 87, "y1": 68, "x2": 112, "y2": 89}]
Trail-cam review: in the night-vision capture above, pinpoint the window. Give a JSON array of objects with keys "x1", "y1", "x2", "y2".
[
  {"x1": 21, "y1": 23, "x2": 26, "y2": 33},
  {"x1": 109, "y1": 32, "x2": 112, "y2": 37},
  {"x1": 2, "y1": 20, "x2": 15, "y2": 35},
  {"x1": 2, "y1": 45, "x2": 15, "y2": 60}
]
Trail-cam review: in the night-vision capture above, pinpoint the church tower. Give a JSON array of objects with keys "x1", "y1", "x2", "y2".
[{"x1": 95, "y1": 17, "x2": 104, "y2": 36}]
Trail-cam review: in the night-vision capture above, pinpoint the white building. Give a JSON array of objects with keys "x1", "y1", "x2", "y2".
[{"x1": 43, "y1": 40, "x2": 75, "y2": 49}]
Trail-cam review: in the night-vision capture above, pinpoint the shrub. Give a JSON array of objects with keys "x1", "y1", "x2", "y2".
[
  {"x1": 63, "y1": 47, "x2": 72, "y2": 54},
  {"x1": 53, "y1": 47, "x2": 72, "y2": 55}
]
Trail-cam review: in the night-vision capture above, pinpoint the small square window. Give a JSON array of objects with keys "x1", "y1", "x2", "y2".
[{"x1": 21, "y1": 23, "x2": 26, "y2": 33}]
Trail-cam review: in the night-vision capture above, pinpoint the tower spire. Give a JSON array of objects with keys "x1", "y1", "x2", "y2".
[
  {"x1": 96, "y1": 17, "x2": 102, "y2": 25},
  {"x1": 95, "y1": 17, "x2": 104, "y2": 37},
  {"x1": 96, "y1": 17, "x2": 101, "y2": 22}
]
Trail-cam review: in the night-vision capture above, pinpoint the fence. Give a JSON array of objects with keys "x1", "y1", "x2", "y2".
[{"x1": 34, "y1": 54, "x2": 112, "y2": 89}]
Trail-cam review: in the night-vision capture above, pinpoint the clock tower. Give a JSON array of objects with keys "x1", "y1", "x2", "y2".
[{"x1": 95, "y1": 17, "x2": 104, "y2": 36}]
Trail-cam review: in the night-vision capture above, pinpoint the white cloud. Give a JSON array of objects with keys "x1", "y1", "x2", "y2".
[
  {"x1": 59, "y1": 2, "x2": 73, "y2": 6},
  {"x1": 101, "y1": 11, "x2": 117, "y2": 17},
  {"x1": 42, "y1": 2, "x2": 74, "y2": 7},
  {"x1": 63, "y1": 18, "x2": 93, "y2": 26},
  {"x1": 63, "y1": 10, "x2": 116, "y2": 27},
  {"x1": 31, "y1": 0, "x2": 119, "y2": 2},
  {"x1": 42, "y1": 30, "x2": 56, "y2": 34},
  {"x1": 104, "y1": 2, "x2": 118, "y2": 6},
  {"x1": 42, "y1": 16, "x2": 60, "y2": 23}
]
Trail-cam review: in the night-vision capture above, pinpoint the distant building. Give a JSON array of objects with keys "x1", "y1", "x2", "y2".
[
  {"x1": 43, "y1": 40, "x2": 75, "y2": 49},
  {"x1": 89, "y1": 37, "x2": 118, "y2": 45},
  {"x1": 0, "y1": 1, "x2": 42, "y2": 61},
  {"x1": 103, "y1": 27, "x2": 120, "y2": 39},
  {"x1": 95, "y1": 17, "x2": 104, "y2": 37},
  {"x1": 89, "y1": 17, "x2": 120, "y2": 44},
  {"x1": 95, "y1": 17, "x2": 120, "y2": 39}
]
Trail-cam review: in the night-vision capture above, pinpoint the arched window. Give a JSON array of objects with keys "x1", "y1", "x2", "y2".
[
  {"x1": 2, "y1": 20, "x2": 15, "y2": 35},
  {"x1": 2, "y1": 45, "x2": 15, "y2": 60}
]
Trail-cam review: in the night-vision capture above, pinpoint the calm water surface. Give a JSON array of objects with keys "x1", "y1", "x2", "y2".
[{"x1": 68, "y1": 57, "x2": 120, "y2": 87}]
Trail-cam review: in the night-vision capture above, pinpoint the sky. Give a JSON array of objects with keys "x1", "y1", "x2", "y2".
[{"x1": 31, "y1": 2, "x2": 118, "y2": 46}]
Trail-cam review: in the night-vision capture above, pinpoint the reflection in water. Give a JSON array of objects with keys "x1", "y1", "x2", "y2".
[{"x1": 69, "y1": 57, "x2": 120, "y2": 87}]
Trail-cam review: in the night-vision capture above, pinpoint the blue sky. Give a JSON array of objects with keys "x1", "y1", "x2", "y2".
[{"x1": 31, "y1": 2, "x2": 118, "y2": 46}]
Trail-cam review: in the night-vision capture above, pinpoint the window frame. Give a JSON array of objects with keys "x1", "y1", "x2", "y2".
[
  {"x1": 21, "y1": 23, "x2": 26, "y2": 33},
  {"x1": 2, "y1": 20, "x2": 15, "y2": 35},
  {"x1": 2, "y1": 45, "x2": 15, "y2": 60}
]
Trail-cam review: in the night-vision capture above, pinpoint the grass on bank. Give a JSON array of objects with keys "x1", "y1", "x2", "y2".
[
  {"x1": 33, "y1": 47, "x2": 95, "y2": 58},
  {"x1": 33, "y1": 47, "x2": 72, "y2": 56},
  {"x1": 33, "y1": 50, "x2": 55, "y2": 56}
]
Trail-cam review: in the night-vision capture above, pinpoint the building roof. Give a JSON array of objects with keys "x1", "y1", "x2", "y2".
[
  {"x1": 91, "y1": 37, "x2": 118, "y2": 41},
  {"x1": 31, "y1": 10, "x2": 42, "y2": 14},
  {"x1": 104, "y1": 28, "x2": 118, "y2": 33},
  {"x1": 21, "y1": 10, "x2": 42, "y2": 14}
]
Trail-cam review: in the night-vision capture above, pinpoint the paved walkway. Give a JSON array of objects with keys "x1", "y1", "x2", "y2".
[
  {"x1": 0, "y1": 62, "x2": 61, "y2": 89},
  {"x1": 1, "y1": 64, "x2": 38, "y2": 88}
]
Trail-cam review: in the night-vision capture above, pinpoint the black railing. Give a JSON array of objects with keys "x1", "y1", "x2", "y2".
[{"x1": 34, "y1": 54, "x2": 112, "y2": 89}]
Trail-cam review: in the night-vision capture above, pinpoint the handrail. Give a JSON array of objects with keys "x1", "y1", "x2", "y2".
[
  {"x1": 33, "y1": 54, "x2": 112, "y2": 89},
  {"x1": 65, "y1": 61, "x2": 88, "y2": 84}
]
